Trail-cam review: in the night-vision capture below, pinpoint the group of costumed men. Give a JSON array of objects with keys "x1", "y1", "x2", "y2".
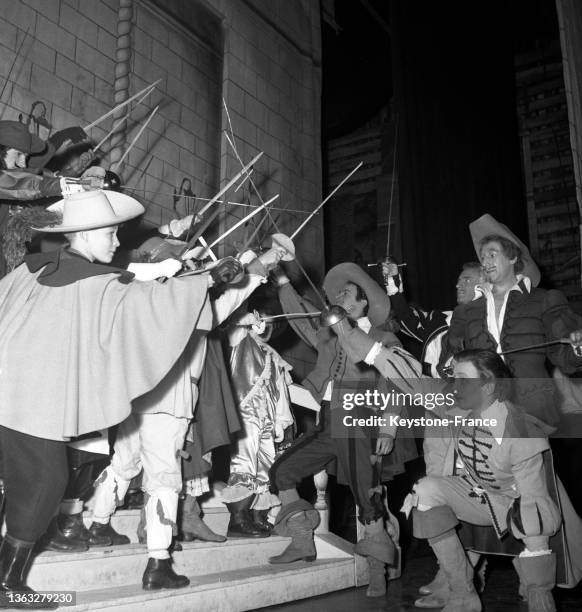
[{"x1": 0, "y1": 115, "x2": 582, "y2": 612}]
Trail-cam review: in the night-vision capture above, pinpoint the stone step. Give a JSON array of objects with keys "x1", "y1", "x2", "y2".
[
  {"x1": 28, "y1": 534, "x2": 353, "y2": 592},
  {"x1": 66, "y1": 558, "x2": 355, "y2": 611},
  {"x1": 82, "y1": 503, "x2": 231, "y2": 544}
]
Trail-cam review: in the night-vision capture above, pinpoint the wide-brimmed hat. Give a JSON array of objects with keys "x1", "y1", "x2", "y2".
[
  {"x1": 0, "y1": 120, "x2": 46, "y2": 154},
  {"x1": 469, "y1": 214, "x2": 540, "y2": 287},
  {"x1": 323, "y1": 262, "x2": 391, "y2": 326},
  {"x1": 33, "y1": 190, "x2": 144, "y2": 233}
]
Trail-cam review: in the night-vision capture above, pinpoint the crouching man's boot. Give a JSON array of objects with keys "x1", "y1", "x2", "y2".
[
  {"x1": 180, "y1": 494, "x2": 226, "y2": 542},
  {"x1": 355, "y1": 518, "x2": 395, "y2": 597},
  {"x1": 413, "y1": 506, "x2": 481, "y2": 612},
  {"x1": 269, "y1": 500, "x2": 320, "y2": 564},
  {"x1": 512, "y1": 553, "x2": 556, "y2": 612},
  {"x1": 0, "y1": 537, "x2": 58, "y2": 609}
]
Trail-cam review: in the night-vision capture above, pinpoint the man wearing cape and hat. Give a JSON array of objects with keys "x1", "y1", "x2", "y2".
[
  {"x1": 440, "y1": 214, "x2": 582, "y2": 429},
  {"x1": 0, "y1": 188, "x2": 236, "y2": 608},
  {"x1": 269, "y1": 262, "x2": 421, "y2": 597}
]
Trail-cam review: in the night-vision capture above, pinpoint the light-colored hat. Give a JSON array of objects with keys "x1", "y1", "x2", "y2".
[
  {"x1": 33, "y1": 190, "x2": 145, "y2": 233},
  {"x1": 469, "y1": 214, "x2": 541, "y2": 287},
  {"x1": 323, "y1": 262, "x2": 391, "y2": 327}
]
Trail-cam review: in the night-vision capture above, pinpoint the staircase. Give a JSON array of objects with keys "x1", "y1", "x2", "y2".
[{"x1": 26, "y1": 501, "x2": 368, "y2": 611}]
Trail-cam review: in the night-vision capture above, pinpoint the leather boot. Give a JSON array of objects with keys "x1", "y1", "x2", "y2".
[
  {"x1": 89, "y1": 521, "x2": 130, "y2": 545},
  {"x1": 355, "y1": 518, "x2": 395, "y2": 565},
  {"x1": 416, "y1": 564, "x2": 450, "y2": 607},
  {"x1": 0, "y1": 538, "x2": 58, "y2": 609},
  {"x1": 419, "y1": 564, "x2": 447, "y2": 595},
  {"x1": 512, "y1": 553, "x2": 557, "y2": 612},
  {"x1": 429, "y1": 533, "x2": 482, "y2": 612},
  {"x1": 179, "y1": 495, "x2": 226, "y2": 542},
  {"x1": 366, "y1": 557, "x2": 386, "y2": 597},
  {"x1": 226, "y1": 497, "x2": 269, "y2": 538},
  {"x1": 251, "y1": 509, "x2": 273, "y2": 534},
  {"x1": 41, "y1": 516, "x2": 88, "y2": 553},
  {"x1": 269, "y1": 511, "x2": 317, "y2": 563},
  {"x1": 142, "y1": 557, "x2": 189, "y2": 590}
]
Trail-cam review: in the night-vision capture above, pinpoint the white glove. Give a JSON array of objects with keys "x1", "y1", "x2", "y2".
[
  {"x1": 80, "y1": 166, "x2": 105, "y2": 190},
  {"x1": 127, "y1": 258, "x2": 182, "y2": 281},
  {"x1": 257, "y1": 246, "x2": 284, "y2": 272}
]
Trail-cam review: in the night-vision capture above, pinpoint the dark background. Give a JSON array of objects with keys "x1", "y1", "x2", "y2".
[{"x1": 322, "y1": 0, "x2": 561, "y2": 309}]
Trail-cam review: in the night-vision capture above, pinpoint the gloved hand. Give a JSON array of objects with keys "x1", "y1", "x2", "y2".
[
  {"x1": 210, "y1": 256, "x2": 244, "y2": 285},
  {"x1": 127, "y1": 258, "x2": 182, "y2": 281},
  {"x1": 80, "y1": 166, "x2": 105, "y2": 190},
  {"x1": 381, "y1": 257, "x2": 403, "y2": 296},
  {"x1": 270, "y1": 265, "x2": 291, "y2": 287},
  {"x1": 256, "y1": 245, "x2": 285, "y2": 273}
]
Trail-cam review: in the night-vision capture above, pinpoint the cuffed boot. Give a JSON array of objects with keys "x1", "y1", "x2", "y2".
[
  {"x1": 142, "y1": 557, "x2": 189, "y2": 591},
  {"x1": 88, "y1": 521, "x2": 130, "y2": 545},
  {"x1": 251, "y1": 509, "x2": 273, "y2": 534},
  {"x1": 429, "y1": 533, "x2": 481, "y2": 612},
  {"x1": 269, "y1": 509, "x2": 319, "y2": 564},
  {"x1": 413, "y1": 507, "x2": 481, "y2": 612},
  {"x1": 355, "y1": 518, "x2": 396, "y2": 565},
  {"x1": 512, "y1": 553, "x2": 556, "y2": 612},
  {"x1": 415, "y1": 565, "x2": 450, "y2": 607},
  {"x1": 366, "y1": 557, "x2": 386, "y2": 597},
  {"x1": 0, "y1": 537, "x2": 58, "y2": 609},
  {"x1": 226, "y1": 497, "x2": 269, "y2": 538},
  {"x1": 180, "y1": 495, "x2": 226, "y2": 542}
]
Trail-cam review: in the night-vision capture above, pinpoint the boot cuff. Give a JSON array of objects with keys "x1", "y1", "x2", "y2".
[
  {"x1": 274, "y1": 500, "x2": 319, "y2": 536},
  {"x1": 412, "y1": 506, "x2": 458, "y2": 540}
]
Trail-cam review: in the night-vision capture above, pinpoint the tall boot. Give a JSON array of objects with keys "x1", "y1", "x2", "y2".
[
  {"x1": 0, "y1": 537, "x2": 58, "y2": 609},
  {"x1": 428, "y1": 533, "x2": 481, "y2": 612},
  {"x1": 179, "y1": 495, "x2": 225, "y2": 542},
  {"x1": 419, "y1": 564, "x2": 447, "y2": 595},
  {"x1": 512, "y1": 553, "x2": 556, "y2": 612},
  {"x1": 251, "y1": 509, "x2": 273, "y2": 534},
  {"x1": 226, "y1": 496, "x2": 268, "y2": 538},
  {"x1": 413, "y1": 507, "x2": 481, "y2": 612},
  {"x1": 269, "y1": 501, "x2": 320, "y2": 564},
  {"x1": 366, "y1": 557, "x2": 386, "y2": 597}
]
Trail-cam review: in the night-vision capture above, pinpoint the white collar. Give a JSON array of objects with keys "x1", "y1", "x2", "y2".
[
  {"x1": 480, "y1": 399, "x2": 508, "y2": 445},
  {"x1": 475, "y1": 274, "x2": 531, "y2": 299},
  {"x1": 357, "y1": 317, "x2": 371, "y2": 333}
]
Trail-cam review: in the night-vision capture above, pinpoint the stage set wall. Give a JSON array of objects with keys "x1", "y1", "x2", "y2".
[{"x1": 0, "y1": 0, "x2": 323, "y2": 377}]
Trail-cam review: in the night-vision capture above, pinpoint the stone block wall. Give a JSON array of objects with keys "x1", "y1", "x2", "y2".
[{"x1": 0, "y1": 0, "x2": 323, "y2": 377}]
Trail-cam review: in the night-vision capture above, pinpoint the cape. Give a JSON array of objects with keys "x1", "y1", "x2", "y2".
[
  {"x1": 0, "y1": 262, "x2": 211, "y2": 440},
  {"x1": 183, "y1": 331, "x2": 241, "y2": 479}
]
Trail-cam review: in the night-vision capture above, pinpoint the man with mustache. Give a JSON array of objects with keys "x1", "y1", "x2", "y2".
[{"x1": 441, "y1": 214, "x2": 582, "y2": 428}]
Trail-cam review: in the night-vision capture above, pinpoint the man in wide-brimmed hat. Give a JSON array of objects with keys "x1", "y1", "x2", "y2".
[
  {"x1": 441, "y1": 214, "x2": 582, "y2": 428},
  {"x1": 0, "y1": 189, "x2": 236, "y2": 607},
  {"x1": 268, "y1": 262, "x2": 421, "y2": 597}
]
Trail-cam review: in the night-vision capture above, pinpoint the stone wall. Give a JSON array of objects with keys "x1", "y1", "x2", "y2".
[{"x1": 0, "y1": 0, "x2": 323, "y2": 376}]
